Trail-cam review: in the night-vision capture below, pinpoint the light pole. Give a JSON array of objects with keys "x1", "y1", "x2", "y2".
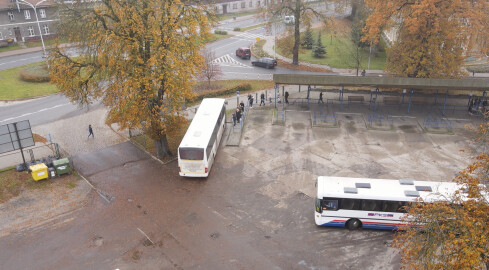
[{"x1": 17, "y1": 0, "x2": 47, "y2": 58}]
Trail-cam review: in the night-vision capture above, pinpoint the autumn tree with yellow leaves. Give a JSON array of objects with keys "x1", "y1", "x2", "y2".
[
  {"x1": 394, "y1": 118, "x2": 489, "y2": 269},
  {"x1": 49, "y1": 0, "x2": 213, "y2": 158},
  {"x1": 363, "y1": 0, "x2": 489, "y2": 78}
]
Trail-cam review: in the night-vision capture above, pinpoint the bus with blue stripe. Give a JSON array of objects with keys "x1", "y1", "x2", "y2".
[{"x1": 314, "y1": 176, "x2": 460, "y2": 230}]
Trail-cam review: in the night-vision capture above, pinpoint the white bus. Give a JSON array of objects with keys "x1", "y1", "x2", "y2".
[
  {"x1": 315, "y1": 176, "x2": 461, "y2": 230},
  {"x1": 178, "y1": 98, "x2": 226, "y2": 177}
]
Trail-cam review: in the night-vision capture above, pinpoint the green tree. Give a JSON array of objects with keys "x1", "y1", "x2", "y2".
[
  {"x1": 301, "y1": 24, "x2": 314, "y2": 50},
  {"x1": 312, "y1": 32, "x2": 326, "y2": 58},
  {"x1": 49, "y1": 0, "x2": 213, "y2": 158}
]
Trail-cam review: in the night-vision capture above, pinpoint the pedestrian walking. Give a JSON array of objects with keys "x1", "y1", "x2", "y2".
[
  {"x1": 318, "y1": 92, "x2": 324, "y2": 103},
  {"x1": 248, "y1": 94, "x2": 252, "y2": 107},
  {"x1": 285, "y1": 91, "x2": 289, "y2": 104},
  {"x1": 236, "y1": 108, "x2": 241, "y2": 123},
  {"x1": 268, "y1": 92, "x2": 272, "y2": 105},
  {"x1": 260, "y1": 93, "x2": 265, "y2": 106},
  {"x1": 361, "y1": 69, "x2": 366, "y2": 77},
  {"x1": 88, "y1": 124, "x2": 94, "y2": 138},
  {"x1": 232, "y1": 112, "x2": 237, "y2": 126},
  {"x1": 240, "y1": 101, "x2": 245, "y2": 112},
  {"x1": 250, "y1": 96, "x2": 254, "y2": 108}
]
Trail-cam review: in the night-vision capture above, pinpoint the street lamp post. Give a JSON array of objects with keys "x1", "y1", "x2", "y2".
[{"x1": 17, "y1": 0, "x2": 47, "y2": 58}]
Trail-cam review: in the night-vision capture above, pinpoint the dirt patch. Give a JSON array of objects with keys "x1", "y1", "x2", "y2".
[{"x1": 0, "y1": 174, "x2": 91, "y2": 237}]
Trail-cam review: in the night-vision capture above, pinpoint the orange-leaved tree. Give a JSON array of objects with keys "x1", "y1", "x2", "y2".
[
  {"x1": 363, "y1": 0, "x2": 489, "y2": 78},
  {"x1": 49, "y1": 0, "x2": 214, "y2": 158},
  {"x1": 394, "y1": 116, "x2": 489, "y2": 269}
]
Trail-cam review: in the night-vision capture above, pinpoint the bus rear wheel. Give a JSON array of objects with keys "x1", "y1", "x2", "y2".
[{"x1": 347, "y1": 219, "x2": 361, "y2": 230}]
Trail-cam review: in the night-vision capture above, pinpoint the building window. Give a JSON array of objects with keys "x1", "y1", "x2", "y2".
[
  {"x1": 233, "y1": 3, "x2": 237, "y2": 9},
  {"x1": 24, "y1": 10, "x2": 31, "y2": 20},
  {"x1": 241, "y1": 2, "x2": 245, "y2": 8},
  {"x1": 249, "y1": 1, "x2": 252, "y2": 7},
  {"x1": 42, "y1": 24, "x2": 49, "y2": 35},
  {"x1": 39, "y1": 9, "x2": 46, "y2": 18},
  {"x1": 8, "y1": 11, "x2": 14, "y2": 21},
  {"x1": 27, "y1": 26, "x2": 35, "y2": 36}
]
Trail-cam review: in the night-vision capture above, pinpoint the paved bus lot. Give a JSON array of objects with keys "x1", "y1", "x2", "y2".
[{"x1": 0, "y1": 96, "x2": 479, "y2": 269}]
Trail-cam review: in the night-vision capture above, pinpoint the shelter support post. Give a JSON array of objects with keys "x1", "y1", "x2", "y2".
[
  {"x1": 442, "y1": 90, "x2": 448, "y2": 116},
  {"x1": 408, "y1": 90, "x2": 414, "y2": 114}
]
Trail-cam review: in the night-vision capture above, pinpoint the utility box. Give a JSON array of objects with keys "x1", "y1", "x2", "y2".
[
  {"x1": 30, "y1": 163, "x2": 48, "y2": 181},
  {"x1": 53, "y1": 158, "x2": 70, "y2": 176}
]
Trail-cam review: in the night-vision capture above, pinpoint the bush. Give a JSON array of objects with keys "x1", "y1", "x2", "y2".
[
  {"x1": 466, "y1": 65, "x2": 489, "y2": 73},
  {"x1": 233, "y1": 27, "x2": 241, "y2": 31},
  {"x1": 193, "y1": 83, "x2": 252, "y2": 102},
  {"x1": 214, "y1": 30, "x2": 228, "y2": 35},
  {"x1": 19, "y1": 63, "x2": 50, "y2": 83}
]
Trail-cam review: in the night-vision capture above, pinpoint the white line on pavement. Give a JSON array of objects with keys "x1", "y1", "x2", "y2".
[
  {"x1": 0, "y1": 102, "x2": 71, "y2": 123},
  {"x1": 0, "y1": 56, "x2": 42, "y2": 66}
]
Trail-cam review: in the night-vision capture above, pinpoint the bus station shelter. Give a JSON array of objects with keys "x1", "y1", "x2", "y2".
[{"x1": 273, "y1": 74, "x2": 489, "y2": 116}]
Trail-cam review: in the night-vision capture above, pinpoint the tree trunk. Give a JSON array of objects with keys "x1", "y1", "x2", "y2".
[
  {"x1": 292, "y1": 4, "x2": 301, "y2": 65},
  {"x1": 155, "y1": 134, "x2": 172, "y2": 158},
  {"x1": 347, "y1": 0, "x2": 360, "y2": 21}
]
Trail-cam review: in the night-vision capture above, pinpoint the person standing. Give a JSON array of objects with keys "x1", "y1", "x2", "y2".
[
  {"x1": 318, "y1": 92, "x2": 324, "y2": 104},
  {"x1": 285, "y1": 91, "x2": 289, "y2": 104},
  {"x1": 236, "y1": 108, "x2": 241, "y2": 123},
  {"x1": 260, "y1": 93, "x2": 265, "y2": 106},
  {"x1": 88, "y1": 124, "x2": 94, "y2": 138},
  {"x1": 232, "y1": 112, "x2": 237, "y2": 126},
  {"x1": 361, "y1": 69, "x2": 366, "y2": 77},
  {"x1": 268, "y1": 92, "x2": 272, "y2": 105},
  {"x1": 250, "y1": 95, "x2": 254, "y2": 108},
  {"x1": 240, "y1": 101, "x2": 245, "y2": 112}
]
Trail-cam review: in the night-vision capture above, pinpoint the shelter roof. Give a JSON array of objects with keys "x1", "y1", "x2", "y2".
[{"x1": 274, "y1": 74, "x2": 489, "y2": 92}]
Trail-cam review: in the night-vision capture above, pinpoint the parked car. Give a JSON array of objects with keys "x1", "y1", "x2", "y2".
[
  {"x1": 251, "y1": 57, "x2": 277, "y2": 69},
  {"x1": 236, "y1": 47, "x2": 251, "y2": 59},
  {"x1": 284, "y1": 15, "x2": 295, "y2": 25}
]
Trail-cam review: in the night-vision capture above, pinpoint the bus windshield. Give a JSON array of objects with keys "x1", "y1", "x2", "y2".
[{"x1": 179, "y1": 147, "x2": 204, "y2": 160}]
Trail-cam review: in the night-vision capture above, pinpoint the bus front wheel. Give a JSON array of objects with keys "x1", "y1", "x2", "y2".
[{"x1": 347, "y1": 219, "x2": 361, "y2": 230}]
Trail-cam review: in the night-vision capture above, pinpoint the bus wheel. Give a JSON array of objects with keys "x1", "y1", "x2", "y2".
[{"x1": 347, "y1": 219, "x2": 361, "y2": 230}]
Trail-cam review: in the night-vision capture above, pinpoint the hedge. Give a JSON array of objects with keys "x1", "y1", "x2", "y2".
[
  {"x1": 192, "y1": 83, "x2": 252, "y2": 102},
  {"x1": 19, "y1": 63, "x2": 50, "y2": 83},
  {"x1": 214, "y1": 30, "x2": 228, "y2": 35}
]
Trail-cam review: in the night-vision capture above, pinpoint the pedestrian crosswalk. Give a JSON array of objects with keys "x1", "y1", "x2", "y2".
[
  {"x1": 212, "y1": 54, "x2": 252, "y2": 68},
  {"x1": 231, "y1": 32, "x2": 265, "y2": 41}
]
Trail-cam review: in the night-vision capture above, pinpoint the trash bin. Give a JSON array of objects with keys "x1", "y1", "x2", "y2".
[
  {"x1": 48, "y1": 167, "x2": 56, "y2": 178},
  {"x1": 30, "y1": 163, "x2": 49, "y2": 181},
  {"x1": 53, "y1": 158, "x2": 70, "y2": 176}
]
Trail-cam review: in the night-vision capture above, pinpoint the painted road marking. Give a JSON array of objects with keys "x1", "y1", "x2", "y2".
[
  {"x1": 212, "y1": 54, "x2": 252, "y2": 68},
  {"x1": 0, "y1": 102, "x2": 71, "y2": 124}
]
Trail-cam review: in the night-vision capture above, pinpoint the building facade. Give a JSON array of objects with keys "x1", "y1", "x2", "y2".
[
  {"x1": 0, "y1": 0, "x2": 57, "y2": 44},
  {"x1": 213, "y1": 0, "x2": 273, "y2": 14}
]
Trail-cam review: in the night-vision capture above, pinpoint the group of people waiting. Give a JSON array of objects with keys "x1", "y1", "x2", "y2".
[
  {"x1": 468, "y1": 97, "x2": 488, "y2": 114},
  {"x1": 232, "y1": 101, "x2": 246, "y2": 127}
]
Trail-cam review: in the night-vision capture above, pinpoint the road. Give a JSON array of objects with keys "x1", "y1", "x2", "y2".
[{"x1": 0, "y1": 17, "x2": 330, "y2": 127}]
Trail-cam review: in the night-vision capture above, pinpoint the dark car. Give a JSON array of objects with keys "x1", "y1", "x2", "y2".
[
  {"x1": 251, "y1": 57, "x2": 277, "y2": 69},
  {"x1": 236, "y1": 47, "x2": 251, "y2": 59}
]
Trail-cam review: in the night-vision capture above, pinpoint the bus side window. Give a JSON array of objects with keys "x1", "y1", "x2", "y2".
[
  {"x1": 322, "y1": 200, "x2": 338, "y2": 211},
  {"x1": 362, "y1": 199, "x2": 381, "y2": 211},
  {"x1": 382, "y1": 201, "x2": 400, "y2": 212},
  {"x1": 340, "y1": 198, "x2": 361, "y2": 210}
]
